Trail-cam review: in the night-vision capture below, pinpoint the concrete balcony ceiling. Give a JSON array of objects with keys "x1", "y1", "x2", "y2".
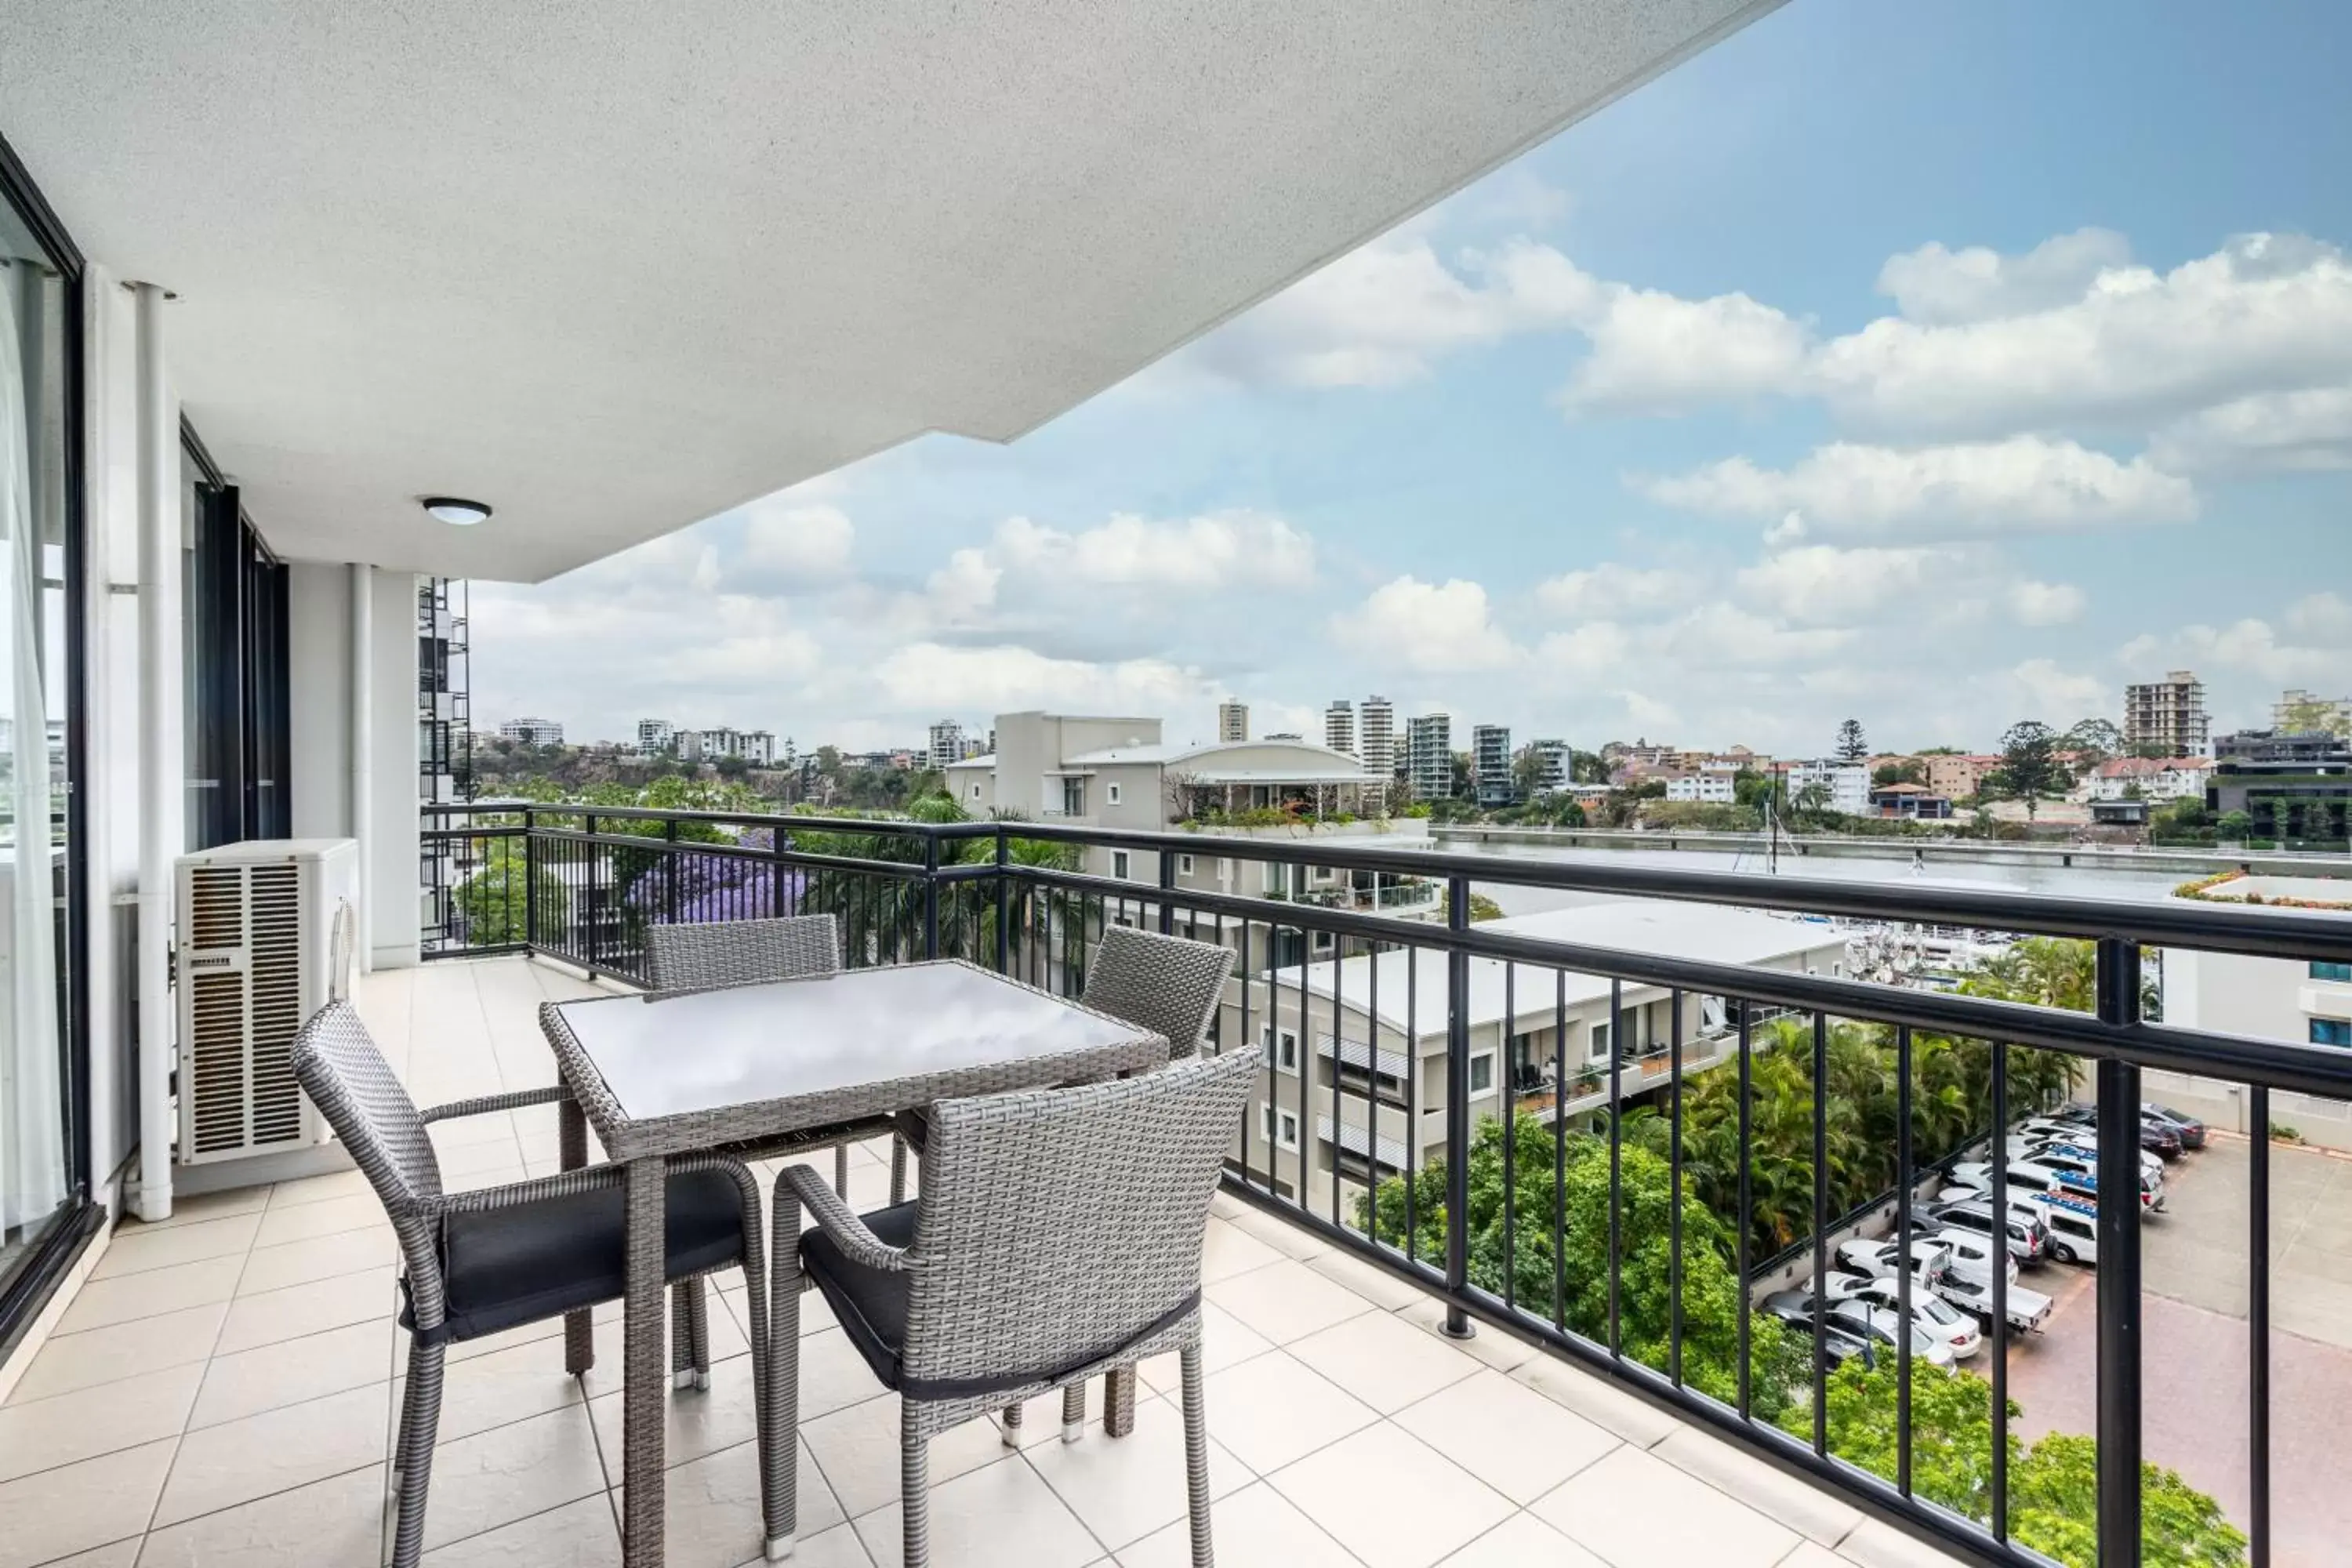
[{"x1": 2, "y1": 0, "x2": 1774, "y2": 581}]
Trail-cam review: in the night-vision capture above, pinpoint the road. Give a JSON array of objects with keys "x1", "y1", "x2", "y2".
[{"x1": 2001, "y1": 1133, "x2": 2352, "y2": 1567}]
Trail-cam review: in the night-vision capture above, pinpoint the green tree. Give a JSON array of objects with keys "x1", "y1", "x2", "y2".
[
  {"x1": 1872, "y1": 760, "x2": 1926, "y2": 787},
  {"x1": 2275, "y1": 694, "x2": 2349, "y2": 739},
  {"x1": 1990, "y1": 721, "x2": 2067, "y2": 821},
  {"x1": 2061, "y1": 717, "x2": 2126, "y2": 763},
  {"x1": 1835, "y1": 719, "x2": 1868, "y2": 763},
  {"x1": 454, "y1": 837, "x2": 568, "y2": 946},
  {"x1": 1569, "y1": 749, "x2": 1610, "y2": 785}
]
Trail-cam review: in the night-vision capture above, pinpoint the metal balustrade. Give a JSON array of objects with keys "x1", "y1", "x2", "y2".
[{"x1": 419, "y1": 801, "x2": 2352, "y2": 1568}]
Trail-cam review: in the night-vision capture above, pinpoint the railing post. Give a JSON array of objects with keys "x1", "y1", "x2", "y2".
[
  {"x1": 1442, "y1": 873, "x2": 1475, "y2": 1339},
  {"x1": 993, "y1": 825, "x2": 1010, "y2": 975},
  {"x1": 584, "y1": 811, "x2": 600, "y2": 981},
  {"x1": 522, "y1": 808, "x2": 537, "y2": 951},
  {"x1": 1157, "y1": 846, "x2": 1175, "y2": 936},
  {"x1": 664, "y1": 816, "x2": 680, "y2": 930},
  {"x1": 922, "y1": 830, "x2": 940, "y2": 960},
  {"x1": 2094, "y1": 936, "x2": 2143, "y2": 1568}
]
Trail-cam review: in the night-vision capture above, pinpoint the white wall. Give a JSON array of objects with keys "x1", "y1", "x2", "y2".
[{"x1": 287, "y1": 564, "x2": 352, "y2": 839}]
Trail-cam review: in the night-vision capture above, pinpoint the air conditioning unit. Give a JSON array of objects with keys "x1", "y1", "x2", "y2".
[{"x1": 175, "y1": 839, "x2": 358, "y2": 1166}]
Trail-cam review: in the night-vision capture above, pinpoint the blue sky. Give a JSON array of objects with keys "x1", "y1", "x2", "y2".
[{"x1": 476, "y1": 0, "x2": 2352, "y2": 757}]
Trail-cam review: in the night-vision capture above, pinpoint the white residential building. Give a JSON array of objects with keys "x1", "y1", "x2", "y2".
[
  {"x1": 1324, "y1": 700, "x2": 1356, "y2": 758},
  {"x1": 1527, "y1": 738, "x2": 1569, "y2": 793},
  {"x1": 499, "y1": 716, "x2": 563, "y2": 746},
  {"x1": 2125, "y1": 670, "x2": 2209, "y2": 757},
  {"x1": 1359, "y1": 695, "x2": 1396, "y2": 779},
  {"x1": 741, "y1": 730, "x2": 776, "y2": 767},
  {"x1": 1218, "y1": 700, "x2": 1249, "y2": 743},
  {"x1": 635, "y1": 718, "x2": 676, "y2": 756},
  {"x1": 927, "y1": 719, "x2": 964, "y2": 771},
  {"x1": 2080, "y1": 756, "x2": 2209, "y2": 802},
  {"x1": 1472, "y1": 724, "x2": 1512, "y2": 807},
  {"x1": 1784, "y1": 760, "x2": 1869, "y2": 815},
  {"x1": 1407, "y1": 713, "x2": 1453, "y2": 800},
  {"x1": 1664, "y1": 766, "x2": 1737, "y2": 804}
]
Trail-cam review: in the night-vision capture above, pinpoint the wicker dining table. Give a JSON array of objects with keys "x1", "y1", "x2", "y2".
[{"x1": 537, "y1": 958, "x2": 1171, "y2": 1567}]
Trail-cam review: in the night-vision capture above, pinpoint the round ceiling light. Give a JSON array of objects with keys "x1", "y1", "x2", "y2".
[{"x1": 423, "y1": 496, "x2": 492, "y2": 526}]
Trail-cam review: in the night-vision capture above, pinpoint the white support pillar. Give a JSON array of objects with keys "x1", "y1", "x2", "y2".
[
  {"x1": 132, "y1": 282, "x2": 179, "y2": 1222},
  {"x1": 350, "y1": 564, "x2": 372, "y2": 975}
]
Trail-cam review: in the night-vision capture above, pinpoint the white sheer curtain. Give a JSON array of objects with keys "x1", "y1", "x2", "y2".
[{"x1": 0, "y1": 259, "x2": 64, "y2": 1239}]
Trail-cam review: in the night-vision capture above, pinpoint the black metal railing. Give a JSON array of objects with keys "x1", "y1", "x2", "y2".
[{"x1": 419, "y1": 802, "x2": 2352, "y2": 1568}]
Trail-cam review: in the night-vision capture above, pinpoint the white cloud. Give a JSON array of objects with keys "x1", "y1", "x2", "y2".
[
  {"x1": 658, "y1": 630, "x2": 824, "y2": 684},
  {"x1": 2148, "y1": 383, "x2": 2352, "y2": 474},
  {"x1": 1875, "y1": 228, "x2": 2133, "y2": 325},
  {"x1": 1534, "y1": 563, "x2": 1693, "y2": 617},
  {"x1": 1197, "y1": 236, "x2": 1596, "y2": 388},
  {"x1": 873, "y1": 643, "x2": 1210, "y2": 713},
  {"x1": 2005, "y1": 580, "x2": 2087, "y2": 626},
  {"x1": 989, "y1": 510, "x2": 1314, "y2": 588},
  {"x1": 2176, "y1": 616, "x2": 2350, "y2": 684},
  {"x1": 2288, "y1": 592, "x2": 2352, "y2": 643},
  {"x1": 920, "y1": 548, "x2": 1001, "y2": 626},
  {"x1": 1560, "y1": 287, "x2": 1811, "y2": 417},
  {"x1": 2009, "y1": 659, "x2": 2108, "y2": 720},
  {"x1": 1814, "y1": 233, "x2": 2352, "y2": 437},
  {"x1": 1641, "y1": 436, "x2": 2196, "y2": 537},
  {"x1": 1654, "y1": 603, "x2": 1854, "y2": 666},
  {"x1": 1330, "y1": 576, "x2": 1520, "y2": 671},
  {"x1": 1734, "y1": 545, "x2": 1955, "y2": 624},
  {"x1": 1534, "y1": 622, "x2": 1632, "y2": 670},
  {"x1": 732, "y1": 501, "x2": 855, "y2": 584}
]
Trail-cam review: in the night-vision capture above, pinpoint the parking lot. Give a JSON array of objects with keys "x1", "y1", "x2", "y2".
[{"x1": 2001, "y1": 1132, "x2": 2352, "y2": 1567}]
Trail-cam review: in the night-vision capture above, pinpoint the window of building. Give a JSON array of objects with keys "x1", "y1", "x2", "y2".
[
  {"x1": 1263, "y1": 1025, "x2": 1299, "y2": 1072},
  {"x1": 1178, "y1": 853, "x2": 1195, "y2": 876},
  {"x1": 1261, "y1": 1105, "x2": 1299, "y2": 1150},
  {"x1": 2314, "y1": 961, "x2": 2352, "y2": 984},
  {"x1": 1106, "y1": 781, "x2": 1123, "y2": 806},
  {"x1": 2314, "y1": 1018, "x2": 2352, "y2": 1047},
  {"x1": 968, "y1": 782, "x2": 981, "y2": 800},
  {"x1": 1312, "y1": 928, "x2": 1334, "y2": 951},
  {"x1": 1111, "y1": 849, "x2": 1131, "y2": 880},
  {"x1": 1060, "y1": 775, "x2": 1084, "y2": 816},
  {"x1": 1589, "y1": 1022, "x2": 1612, "y2": 1062},
  {"x1": 1468, "y1": 1051, "x2": 1496, "y2": 1094}
]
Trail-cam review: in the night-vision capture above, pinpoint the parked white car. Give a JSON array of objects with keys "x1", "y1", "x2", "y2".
[
  {"x1": 1827, "y1": 1302, "x2": 1960, "y2": 1367},
  {"x1": 1838, "y1": 1276, "x2": 1984, "y2": 1358},
  {"x1": 1832, "y1": 1237, "x2": 1954, "y2": 1282},
  {"x1": 1926, "y1": 1266, "x2": 2054, "y2": 1334},
  {"x1": 2027, "y1": 1190, "x2": 2100, "y2": 1265},
  {"x1": 1925, "y1": 1229, "x2": 2019, "y2": 1286},
  {"x1": 2008, "y1": 1130, "x2": 2162, "y2": 1181}
]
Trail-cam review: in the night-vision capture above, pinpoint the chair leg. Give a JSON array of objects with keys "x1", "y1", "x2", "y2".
[
  {"x1": 768, "y1": 1178, "x2": 804, "y2": 1561},
  {"x1": 670, "y1": 1281, "x2": 695, "y2": 1390},
  {"x1": 889, "y1": 1137, "x2": 909, "y2": 1205},
  {"x1": 1061, "y1": 1381, "x2": 1086, "y2": 1443},
  {"x1": 389, "y1": 1339, "x2": 446, "y2": 1568},
  {"x1": 1106, "y1": 1365, "x2": 1138, "y2": 1437},
  {"x1": 1180, "y1": 1343, "x2": 1214, "y2": 1567},
  {"x1": 390, "y1": 1337, "x2": 427, "y2": 1484},
  {"x1": 560, "y1": 1100, "x2": 594, "y2": 1375},
  {"x1": 999, "y1": 1399, "x2": 1023, "y2": 1448},
  {"x1": 833, "y1": 1144, "x2": 850, "y2": 1199},
  {"x1": 902, "y1": 1406, "x2": 932, "y2": 1568},
  {"x1": 688, "y1": 1279, "x2": 712, "y2": 1390}
]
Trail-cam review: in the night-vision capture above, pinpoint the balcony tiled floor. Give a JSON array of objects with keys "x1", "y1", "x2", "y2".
[{"x1": 1, "y1": 957, "x2": 1968, "y2": 1568}]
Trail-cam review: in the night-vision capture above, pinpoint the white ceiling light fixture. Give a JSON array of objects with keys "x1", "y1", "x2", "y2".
[{"x1": 423, "y1": 496, "x2": 492, "y2": 526}]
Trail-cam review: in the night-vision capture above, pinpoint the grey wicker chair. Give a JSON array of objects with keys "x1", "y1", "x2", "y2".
[
  {"x1": 895, "y1": 924, "x2": 1235, "y2": 1442},
  {"x1": 767, "y1": 1047, "x2": 1259, "y2": 1566},
  {"x1": 290, "y1": 1001, "x2": 779, "y2": 1568}
]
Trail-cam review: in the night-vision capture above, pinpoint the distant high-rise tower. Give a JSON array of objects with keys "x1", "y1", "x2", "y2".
[
  {"x1": 2123, "y1": 671, "x2": 2209, "y2": 757},
  {"x1": 1218, "y1": 700, "x2": 1249, "y2": 743},
  {"x1": 1359, "y1": 695, "x2": 1395, "y2": 779},
  {"x1": 927, "y1": 719, "x2": 964, "y2": 770},
  {"x1": 1324, "y1": 699, "x2": 1356, "y2": 757},
  {"x1": 1407, "y1": 713, "x2": 1453, "y2": 800},
  {"x1": 1472, "y1": 724, "x2": 1512, "y2": 807}
]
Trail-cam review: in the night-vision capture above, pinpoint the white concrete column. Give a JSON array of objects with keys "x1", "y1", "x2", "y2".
[{"x1": 131, "y1": 282, "x2": 180, "y2": 1221}]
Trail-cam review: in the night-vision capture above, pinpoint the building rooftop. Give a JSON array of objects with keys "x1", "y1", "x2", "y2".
[{"x1": 1286, "y1": 900, "x2": 1850, "y2": 1034}]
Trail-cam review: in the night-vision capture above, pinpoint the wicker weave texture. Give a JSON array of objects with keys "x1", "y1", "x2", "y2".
[
  {"x1": 1080, "y1": 926, "x2": 1234, "y2": 1062},
  {"x1": 645, "y1": 913, "x2": 840, "y2": 995}
]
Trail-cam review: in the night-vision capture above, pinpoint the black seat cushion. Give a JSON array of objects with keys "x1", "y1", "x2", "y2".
[
  {"x1": 800, "y1": 1200, "x2": 920, "y2": 1388},
  {"x1": 432, "y1": 1167, "x2": 747, "y2": 1343}
]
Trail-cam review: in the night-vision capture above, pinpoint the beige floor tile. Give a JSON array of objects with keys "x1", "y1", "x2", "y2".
[
  {"x1": 1115, "y1": 1480, "x2": 1357, "y2": 1568},
  {"x1": 236, "y1": 1225, "x2": 398, "y2": 1295},
  {"x1": 136, "y1": 1461, "x2": 385, "y2": 1568},
  {"x1": 1653, "y1": 1426, "x2": 1862, "y2": 1547},
  {"x1": 0, "y1": 1361, "x2": 203, "y2": 1483},
  {"x1": 581, "y1": 1300, "x2": 750, "y2": 1400},
  {"x1": 1530, "y1": 1444, "x2": 1798, "y2": 1568},
  {"x1": 1304, "y1": 1247, "x2": 1435, "y2": 1312},
  {"x1": 1025, "y1": 1392, "x2": 1251, "y2": 1550},
  {"x1": 1205, "y1": 1259, "x2": 1377, "y2": 1346},
  {"x1": 586, "y1": 1354, "x2": 760, "y2": 1480},
  {"x1": 0, "y1": 1436, "x2": 175, "y2": 1568},
  {"x1": 1389, "y1": 1298, "x2": 1538, "y2": 1373},
  {"x1": 1832, "y1": 1519, "x2": 1974, "y2": 1568},
  {"x1": 1220, "y1": 1203, "x2": 1335, "y2": 1262},
  {"x1": 419, "y1": 1334, "x2": 587, "y2": 1444},
  {"x1": 1436, "y1": 1511, "x2": 1606, "y2": 1566},
  {"x1": 1510, "y1": 1352, "x2": 1684, "y2": 1446},
  {"x1": 214, "y1": 1265, "x2": 396, "y2": 1356},
  {"x1": 1779, "y1": 1544, "x2": 1859, "y2": 1568},
  {"x1": 421, "y1": 1403, "x2": 608, "y2": 1551},
  {"x1": 786, "y1": 1522, "x2": 878, "y2": 1566},
  {"x1": 430, "y1": 1112, "x2": 524, "y2": 1152},
  {"x1": 107, "y1": 1186, "x2": 270, "y2": 1234},
  {"x1": 28, "y1": 1541, "x2": 141, "y2": 1568},
  {"x1": 1288, "y1": 1310, "x2": 1481, "y2": 1415},
  {"x1": 1269, "y1": 1422, "x2": 1512, "y2": 1568},
  {"x1": 421, "y1": 1494, "x2": 619, "y2": 1567},
  {"x1": 852, "y1": 1453, "x2": 1102, "y2": 1568},
  {"x1": 437, "y1": 1136, "x2": 528, "y2": 1178},
  {"x1": 263, "y1": 1167, "x2": 376, "y2": 1209},
  {"x1": 191, "y1": 1319, "x2": 397, "y2": 1430},
  {"x1": 446, "y1": 1309, "x2": 566, "y2": 1364},
  {"x1": 253, "y1": 1192, "x2": 386, "y2": 1248},
  {"x1": 802, "y1": 1393, "x2": 1027, "y2": 1519},
  {"x1": 640, "y1": 1437, "x2": 845, "y2": 1568},
  {"x1": 789, "y1": 1327, "x2": 897, "y2": 1424},
  {"x1": 1200, "y1": 1351, "x2": 1377, "y2": 1475},
  {"x1": 1134, "y1": 1304, "x2": 1274, "y2": 1396},
  {"x1": 1392, "y1": 1368, "x2": 1620, "y2": 1506},
  {"x1": 89, "y1": 1212, "x2": 261, "y2": 1280},
  {"x1": 5, "y1": 1301, "x2": 227, "y2": 1404},
  {"x1": 1200, "y1": 1218, "x2": 1283, "y2": 1282},
  {"x1": 154, "y1": 1382, "x2": 390, "y2": 1527},
  {"x1": 55, "y1": 1254, "x2": 243, "y2": 1334}
]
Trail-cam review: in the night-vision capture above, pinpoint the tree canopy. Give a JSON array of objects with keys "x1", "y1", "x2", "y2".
[
  {"x1": 1990, "y1": 721, "x2": 2068, "y2": 819},
  {"x1": 1835, "y1": 719, "x2": 1869, "y2": 762}
]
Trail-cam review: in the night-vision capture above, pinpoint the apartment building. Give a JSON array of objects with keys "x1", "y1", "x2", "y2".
[
  {"x1": 1926, "y1": 753, "x2": 2003, "y2": 800},
  {"x1": 1527, "y1": 738, "x2": 1569, "y2": 793},
  {"x1": 2207, "y1": 729, "x2": 2352, "y2": 841},
  {"x1": 1472, "y1": 724, "x2": 1513, "y2": 808},
  {"x1": 1359, "y1": 695, "x2": 1396, "y2": 779},
  {"x1": 2161, "y1": 877, "x2": 2352, "y2": 1144},
  {"x1": 1664, "y1": 767, "x2": 1737, "y2": 804},
  {"x1": 2274, "y1": 689, "x2": 2352, "y2": 735},
  {"x1": 1407, "y1": 713, "x2": 1454, "y2": 800},
  {"x1": 926, "y1": 718, "x2": 964, "y2": 770},
  {"x1": 417, "y1": 579, "x2": 468, "y2": 808},
  {"x1": 635, "y1": 718, "x2": 676, "y2": 756},
  {"x1": 1324, "y1": 700, "x2": 1356, "y2": 757},
  {"x1": 1228, "y1": 902, "x2": 1849, "y2": 1205},
  {"x1": 1784, "y1": 760, "x2": 1870, "y2": 815},
  {"x1": 499, "y1": 716, "x2": 563, "y2": 746},
  {"x1": 1217, "y1": 700, "x2": 1249, "y2": 742},
  {"x1": 2080, "y1": 756, "x2": 2209, "y2": 802},
  {"x1": 2125, "y1": 670, "x2": 2210, "y2": 757}
]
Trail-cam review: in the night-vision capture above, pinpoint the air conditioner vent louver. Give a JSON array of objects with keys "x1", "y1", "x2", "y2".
[{"x1": 176, "y1": 840, "x2": 357, "y2": 1167}]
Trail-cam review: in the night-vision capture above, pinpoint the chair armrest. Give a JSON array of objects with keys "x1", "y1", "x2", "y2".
[
  {"x1": 779, "y1": 1165, "x2": 908, "y2": 1272},
  {"x1": 423, "y1": 1163, "x2": 626, "y2": 1216},
  {"x1": 419, "y1": 1085, "x2": 572, "y2": 1124}
]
